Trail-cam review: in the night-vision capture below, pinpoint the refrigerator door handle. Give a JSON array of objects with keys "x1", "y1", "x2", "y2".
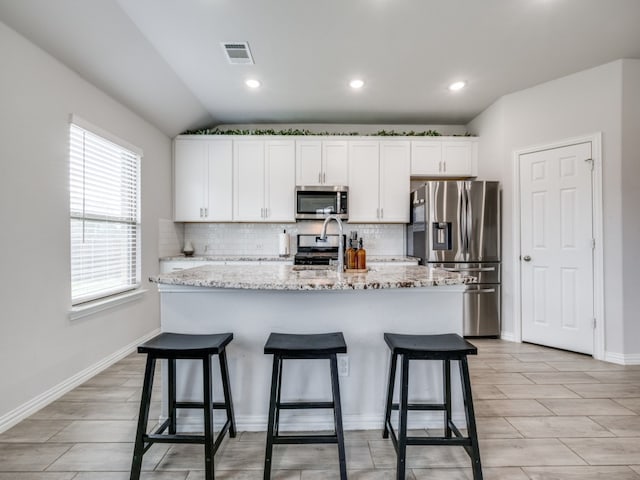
[
  {"x1": 464, "y1": 183, "x2": 472, "y2": 255},
  {"x1": 458, "y1": 183, "x2": 466, "y2": 258},
  {"x1": 466, "y1": 287, "x2": 497, "y2": 294},
  {"x1": 444, "y1": 266, "x2": 496, "y2": 273}
]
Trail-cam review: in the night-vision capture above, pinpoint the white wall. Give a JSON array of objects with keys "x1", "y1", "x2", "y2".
[
  {"x1": 621, "y1": 60, "x2": 640, "y2": 355},
  {"x1": 468, "y1": 60, "x2": 637, "y2": 357},
  {"x1": 0, "y1": 21, "x2": 172, "y2": 425}
]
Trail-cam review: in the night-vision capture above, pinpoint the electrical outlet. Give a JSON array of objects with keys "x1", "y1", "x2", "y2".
[{"x1": 338, "y1": 355, "x2": 349, "y2": 377}]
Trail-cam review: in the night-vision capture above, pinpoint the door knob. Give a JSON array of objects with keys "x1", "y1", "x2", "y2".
[{"x1": 523, "y1": 255, "x2": 532, "y2": 262}]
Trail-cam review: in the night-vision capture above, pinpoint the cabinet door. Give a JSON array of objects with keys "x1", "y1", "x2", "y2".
[
  {"x1": 234, "y1": 140, "x2": 265, "y2": 221},
  {"x1": 265, "y1": 140, "x2": 295, "y2": 222},
  {"x1": 296, "y1": 140, "x2": 322, "y2": 185},
  {"x1": 206, "y1": 140, "x2": 233, "y2": 221},
  {"x1": 442, "y1": 141, "x2": 472, "y2": 176},
  {"x1": 348, "y1": 141, "x2": 380, "y2": 223},
  {"x1": 379, "y1": 141, "x2": 410, "y2": 223},
  {"x1": 174, "y1": 139, "x2": 207, "y2": 221},
  {"x1": 411, "y1": 141, "x2": 442, "y2": 176},
  {"x1": 323, "y1": 140, "x2": 349, "y2": 185}
]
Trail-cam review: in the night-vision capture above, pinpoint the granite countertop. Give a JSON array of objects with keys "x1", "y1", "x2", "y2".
[
  {"x1": 160, "y1": 254, "x2": 419, "y2": 263},
  {"x1": 151, "y1": 264, "x2": 474, "y2": 291}
]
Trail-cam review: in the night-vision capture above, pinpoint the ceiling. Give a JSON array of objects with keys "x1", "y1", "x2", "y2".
[{"x1": 1, "y1": 0, "x2": 639, "y2": 137}]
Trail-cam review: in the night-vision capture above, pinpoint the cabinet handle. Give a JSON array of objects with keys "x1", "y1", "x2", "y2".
[
  {"x1": 380, "y1": 207, "x2": 383, "y2": 218},
  {"x1": 439, "y1": 161, "x2": 442, "y2": 173},
  {"x1": 323, "y1": 172, "x2": 326, "y2": 183},
  {"x1": 265, "y1": 207, "x2": 269, "y2": 218},
  {"x1": 204, "y1": 208, "x2": 208, "y2": 217},
  {"x1": 319, "y1": 172, "x2": 322, "y2": 183},
  {"x1": 260, "y1": 208, "x2": 264, "y2": 218},
  {"x1": 199, "y1": 207, "x2": 203, "y2": 218},
  {"x1": 443, "y1": 161, "x2": 446, "y2": 173}
]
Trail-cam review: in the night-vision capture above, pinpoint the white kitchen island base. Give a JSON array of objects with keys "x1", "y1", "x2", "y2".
[{"x1": 157, "y1": 283, "x2": 469, "y2": 432}]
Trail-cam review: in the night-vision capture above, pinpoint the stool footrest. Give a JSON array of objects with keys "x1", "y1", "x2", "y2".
[
  {"x1": 175, "y1": 401, "x2": 229, "y2": 410},
  {"x1": 146, "y1": 433, "x2": 205, "y2": 444},
  {"x1": 273, "y1": 434, "x2": 338, "y2": 445},
  {"x1": 278, "y1": 401, "x2": 335, "y2": 409},
  {"x1": 391, "y1": 402, "x2": 446, "y2": 411},
  {"x1": 406, "y1": 436, "x2": 472, "y2": 447}
]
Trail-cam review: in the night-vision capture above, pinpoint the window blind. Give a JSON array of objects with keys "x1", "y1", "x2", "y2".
[{"x1": 69, "y1": 122, "x2": 141, "y2": 305}]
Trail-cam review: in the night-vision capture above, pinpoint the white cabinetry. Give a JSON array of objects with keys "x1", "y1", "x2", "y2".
[
  {"x1": 410, "y1": 138, "x2": 477, "y2": 177},
  {"x1": 348, "y1": 141, "x2": 410, "y2": 223},
  {"x1": 233, "y1": 140, "x2": 295, "y2": 222},
  {"x1": 296, "y1": 140, "x2": 348, "y2": 186},
  {"x1": 174, "y1": 138, "x2": 233, "y2": 221}
]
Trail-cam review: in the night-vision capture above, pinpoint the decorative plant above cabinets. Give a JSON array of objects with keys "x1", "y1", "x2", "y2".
[{"x1": 181, "y1": 127, "x2": 475, "y2": 137}]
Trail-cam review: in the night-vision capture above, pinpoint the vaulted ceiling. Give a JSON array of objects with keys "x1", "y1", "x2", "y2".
[{"x1": 1, "y1": 0, "x2": 639, "y2": 137}]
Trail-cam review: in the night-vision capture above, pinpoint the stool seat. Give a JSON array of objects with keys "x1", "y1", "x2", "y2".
[
  {"x1": 264, "y1": 332, "x2": 347, "y2": 356},
  {"x1": 384, "y1": 333, "x2": 477, "y2": 357},
  {"x1": 138, "y1": 332, "x2": 233, "y2": 357}
]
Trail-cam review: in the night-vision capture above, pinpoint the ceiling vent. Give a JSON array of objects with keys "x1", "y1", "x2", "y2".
[{"x1": 221, "y1": 42, "x2": 254, "y2": 65}]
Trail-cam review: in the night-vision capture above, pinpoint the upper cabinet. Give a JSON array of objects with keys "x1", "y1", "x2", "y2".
[
  {"x1": 233, "y1": 139, "x2": 296, "y2": 222},
  {"x1": 411, "y1": 138, "x2": 478, "y2": 177},
  {"x1": 348, "y1": 140, "x2": 410, "y2": 223},
  {"x1": 174, "y1": 138, "x2": 233, "y2": 222},
  {"x1": 296, "y1": 139, "x2": 348, "y2": 186},
  {"x1": 174, "y1": 135, "x2": 477, "y2": 224}
]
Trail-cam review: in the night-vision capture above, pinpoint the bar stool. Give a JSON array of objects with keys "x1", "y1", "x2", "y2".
[
  {"x1": 382, "y1": 333, "x2": 482, "y2": 480},
  {"x1": 263, "y1": 332, "x2": 348, "y2": 480},
  {"x1": 130, "y1": 332, "x2": 236, "y2": 480}
]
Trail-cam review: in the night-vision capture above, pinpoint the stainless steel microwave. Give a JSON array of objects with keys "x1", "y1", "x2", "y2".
[{"x1": 295, "y1": 186, "x2": 348, "y2": 220}]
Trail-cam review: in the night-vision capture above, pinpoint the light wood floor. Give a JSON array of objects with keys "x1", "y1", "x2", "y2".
[{"x1": 2, "y1": 339, "x2": 640, "y2": 479}]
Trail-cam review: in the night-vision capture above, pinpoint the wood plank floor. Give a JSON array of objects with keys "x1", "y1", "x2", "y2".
[{"x1": 1, "y1": 339, "x2": 640, "y2": 479}]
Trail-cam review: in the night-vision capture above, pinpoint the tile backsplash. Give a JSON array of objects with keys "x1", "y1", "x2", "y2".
[
  {"x1": 179, "y1": 222, "x2": 406, "y2": 257},
  {"x1": 158, "y1": 218, "x2": 185, "y2": 257}
]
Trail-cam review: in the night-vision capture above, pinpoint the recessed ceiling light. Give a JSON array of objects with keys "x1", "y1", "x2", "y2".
[
  {"x1": 245, "y1": 79, "x2": 261, "y2": 89},
  {"x1": 448, "y1": 81, "x2": 466, "y2": 91},
  {"x1": 349, "y1": 79, "x2": 365, "y2": 89}
]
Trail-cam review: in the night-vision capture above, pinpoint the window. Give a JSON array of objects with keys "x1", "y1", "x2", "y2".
[{"x1": 69, "y1": 116, "x2": 141, "y2": 305}]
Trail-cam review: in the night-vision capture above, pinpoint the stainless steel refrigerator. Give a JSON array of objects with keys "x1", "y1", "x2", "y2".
[{"x1": 408, "y1": 181, "x2": 501, "y2": 336}]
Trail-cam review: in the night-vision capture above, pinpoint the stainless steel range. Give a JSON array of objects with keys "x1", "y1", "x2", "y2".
[{"x1": 294, "y1": 234, "x2": 346, "y2": 266}]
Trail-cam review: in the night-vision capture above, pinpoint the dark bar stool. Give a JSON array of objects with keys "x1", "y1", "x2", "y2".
[
  {"x1": 382, "y1": 333, "x2": 482, "y2": 480},
  {"x1": 130, "y1": 332, "x2": 236, "y2": 480},
  {"x1": 263, "y1": 332, "x2": 348, "y2": 480}
]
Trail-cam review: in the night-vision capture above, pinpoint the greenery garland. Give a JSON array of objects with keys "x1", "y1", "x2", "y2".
[{"x1": 181, "y1": 127, "x2": 473, "y2": 137}]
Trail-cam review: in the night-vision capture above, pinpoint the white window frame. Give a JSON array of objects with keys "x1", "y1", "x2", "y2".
[{"x1": 68, "y1": 115, "x2": 143, "y2": 311}]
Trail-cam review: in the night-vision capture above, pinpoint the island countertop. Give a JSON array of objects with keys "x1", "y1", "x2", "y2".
[{"x1": 150, "y1": 264, "x2": 475, "y2": 290}]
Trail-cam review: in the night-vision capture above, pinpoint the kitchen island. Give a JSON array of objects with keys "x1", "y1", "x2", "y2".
[{"x1": 151, "y1": 264, "x2": 474, "y2": 431}]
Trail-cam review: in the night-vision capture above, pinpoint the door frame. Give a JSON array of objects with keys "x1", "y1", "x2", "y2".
[{"x1": 511, "y1": 133, "x2": 605, "y2": 360}]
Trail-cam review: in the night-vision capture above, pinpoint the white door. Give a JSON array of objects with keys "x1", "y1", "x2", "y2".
[
  {"x1": 174, "y1": 139, "x2": 207, "y2": 222},
  {"x1": 520, "y1": 142, "x2": 594, "y2": 354},
  {"x1": 348, "y1": 141, "x2": 380, "y2": 222},
  {"x1": 206, "y1": 140, "x2": 233, "y2": 221},
  {"x1": 296, "y1": 140, "x2": 322, "y2": 185}
]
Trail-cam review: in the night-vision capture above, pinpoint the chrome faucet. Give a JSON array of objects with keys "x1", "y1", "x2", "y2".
[{"x1": 319, "y1": 214, "x2": 344, "y2": 273}]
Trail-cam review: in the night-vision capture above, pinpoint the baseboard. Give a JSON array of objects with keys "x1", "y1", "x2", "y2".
[
  {"x1": 500, "y1": 332, "x2": 518, "y2": 342},
  {"x1": 604, "y1": 351, "x2": 640, "y2": 365},
  {"x1": 0, "y1": 328, "x2": 160, "y2": 434}
]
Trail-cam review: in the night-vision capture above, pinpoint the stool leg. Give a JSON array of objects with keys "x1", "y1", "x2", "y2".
[
  {"x1": 274, "y1": 356, "x2": 284, "y2": 436},
  {"x1": 459, "y1": 357, "x2": 483, "y2": 480},
  {"x1": 168, "y1": 358, "x2": 177, "y2": 435},
  {"x1": 218, "y1": 349, "x2": 236, "y2": 438},
  {"x1": 382, "y1": 352, "x2": 397, "y2": 439},
  {"x1": 203, "y1": 355, "x2": 215, "y2": 480},
  {"x1": 444, "y1": 359, "x2": 452, "y2": 438},
  {"x1": 264, "y1": 355, "x2": 281, "y2": 480},
  {"x1": 330, "y1": 354, "x2": 347, "y2": 480},
  {"x1": 397, "y1": 355, "x2": 410, "y2": 480},
  {"x1": 130, "y1": 355, "x2": 156, "y2": 480}
]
